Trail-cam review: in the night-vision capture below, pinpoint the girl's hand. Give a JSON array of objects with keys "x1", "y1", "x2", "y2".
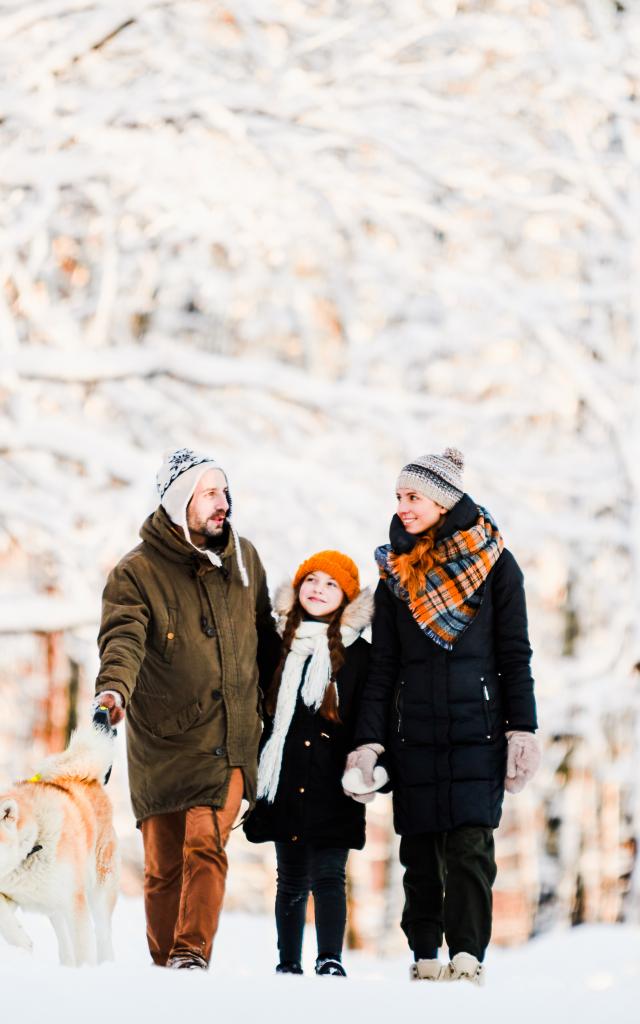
[
  {"x1": 350, "y1": 791, "x2": 376, "y2": 805},
  {"x1": 342, "y1": 745, "x2": 388, "y2": 803}
]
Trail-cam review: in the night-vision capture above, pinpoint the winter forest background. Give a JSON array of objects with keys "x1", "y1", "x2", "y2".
[{"x1": 1, "y1": 0, "x2": 639, "y2": 955}]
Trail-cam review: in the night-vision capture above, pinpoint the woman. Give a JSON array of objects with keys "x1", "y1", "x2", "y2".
[
  {"x1": 244, "y1": 550, "x2": 372, "y2": 977},
  {"x1": 346, "y1": 448, "x2": 540, "y2": 984}
]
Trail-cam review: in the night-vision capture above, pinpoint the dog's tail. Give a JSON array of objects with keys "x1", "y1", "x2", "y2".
[{"x1": 34, "y1": 727, "x2": 115, "y2": 785}]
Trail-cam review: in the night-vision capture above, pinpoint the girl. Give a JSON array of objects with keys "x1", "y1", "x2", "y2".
[
  {"x1": 345, "y1": 448, "x2": 540, "y2": 985},
  {"x1": 244, "y1": 550, "x2": 372, "y2": 977}
]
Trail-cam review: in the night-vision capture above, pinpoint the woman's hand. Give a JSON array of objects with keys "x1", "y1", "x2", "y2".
[
  {"x1": 343, "y1": 744, "x2": 387, "y2": 803},
  {"x1": 345, "y1": 744, "x2": 384, "y2": 788},
  {"x1": 505, "y1": 731, "x2": 541, "y2": 793}
]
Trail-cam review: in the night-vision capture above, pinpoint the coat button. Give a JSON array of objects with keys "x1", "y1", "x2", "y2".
[
  {"x1": 211, "y1": 689, "x2": 222, "y2": 700},
  {"x1": 298, "y1": 787, "x2": 305, "y2": 794},
  {"x1": 167, "y1": 632, "x2": 175, "y2": 640},
  {"x1": 214, "y1": 747, "x2": 226, "y2": 756},
  {"x1": 304, "y1": 740, "x2": 311, "y2": 747},
  {"x1": 205, "y1": 626, "x2": 216, "y2": 638}
]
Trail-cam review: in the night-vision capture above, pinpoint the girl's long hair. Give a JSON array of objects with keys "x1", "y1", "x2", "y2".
[
  {"x1": 265, "y1": 590, "x2": 348, "y2": 723},
  {"x1": 393, "y1": 525, "x2": 441, "y2": 603}
]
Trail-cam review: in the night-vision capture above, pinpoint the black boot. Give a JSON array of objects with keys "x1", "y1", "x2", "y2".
[
  {"x1": 276, "y1": 961, "x2": 303, "y2": 975},
  {"x1": 315, "y1": 956, "x2": 346, "y2": 977}
]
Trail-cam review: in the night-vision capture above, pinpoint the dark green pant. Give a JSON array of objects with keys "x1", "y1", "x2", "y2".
[{"x1": 399, "y1": 826, "x2": 496, "y2": 961}]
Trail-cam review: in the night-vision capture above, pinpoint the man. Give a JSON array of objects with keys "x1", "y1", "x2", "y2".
[{"x1": 95, "y1": 448, "x2": 279, "y2": 969}]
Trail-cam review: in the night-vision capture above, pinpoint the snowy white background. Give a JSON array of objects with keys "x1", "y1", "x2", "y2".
[{"x1": 1, "y1": 0, "x2": 640, "y2": 991}]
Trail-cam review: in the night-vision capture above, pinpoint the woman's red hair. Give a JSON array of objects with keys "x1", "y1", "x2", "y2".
[{"x1": 392, "y1": 525, "x2": 440, "y2": 602}]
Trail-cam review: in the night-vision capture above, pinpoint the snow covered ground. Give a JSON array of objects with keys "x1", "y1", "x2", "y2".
[{"x1": 1, "y1": 899, "x2": 637, "y2": 1023}]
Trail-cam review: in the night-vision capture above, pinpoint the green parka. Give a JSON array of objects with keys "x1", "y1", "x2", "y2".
[{"x1": 95, "y1": 506, "x2": 279, "y2": 823}]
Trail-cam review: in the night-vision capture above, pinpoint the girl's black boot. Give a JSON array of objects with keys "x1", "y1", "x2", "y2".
[
  {"x1": 315, "y1": 956, "x2": 346, "y2": 977},
  {"x1": 276, "y1": 961, "x2": 303, "y2": 975}
]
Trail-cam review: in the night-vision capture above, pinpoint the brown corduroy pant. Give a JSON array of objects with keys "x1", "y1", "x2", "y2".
[{"x1": 140, "y1": 768, "x2": 244, "y2": 966}]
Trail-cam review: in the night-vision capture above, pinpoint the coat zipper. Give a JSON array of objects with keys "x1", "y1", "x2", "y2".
[
  {"x1": 480, "y1": 677, "x2": 491, "y2": 740},
  {"x1": 395, "y1": 682, "x2": 404, "y2": 741}
]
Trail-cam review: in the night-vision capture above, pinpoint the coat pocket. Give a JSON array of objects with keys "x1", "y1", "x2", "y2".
[{"x1": 149, "y1": 699, "x2": 202, "y2": 738}]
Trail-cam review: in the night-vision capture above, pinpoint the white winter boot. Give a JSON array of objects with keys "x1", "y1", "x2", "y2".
[
  {"x1": 409, "y1": 958, "x2": 447, "y2": 981},
  {"x1": 446, "y1": 951, "x2": 485, "y2": 986}
]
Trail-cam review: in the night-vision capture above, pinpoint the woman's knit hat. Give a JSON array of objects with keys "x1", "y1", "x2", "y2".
[
  {"x1": 396, "y1": 447, "x2": 465, "y2": 511},
  {"x1": 293, "y1": 550, "x2": 361, "y2": 602}
]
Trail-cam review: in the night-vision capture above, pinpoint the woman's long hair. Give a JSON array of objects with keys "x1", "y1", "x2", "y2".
[
  {"x1": 393, "y1": 525, "x2": 441, "y2": 603},
  {"x1": 265, "y1": 590, "x2": 348, "y2": 723}
]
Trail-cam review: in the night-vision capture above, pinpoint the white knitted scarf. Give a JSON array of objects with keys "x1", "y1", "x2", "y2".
[{"x1": 257, "y1": 620, "x2": 360, "y2": 803}]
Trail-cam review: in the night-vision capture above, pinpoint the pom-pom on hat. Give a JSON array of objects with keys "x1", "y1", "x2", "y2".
[
  {"x1": 396, "y1": 447, "x2": 465, "y2": 511},
  {"x1": 293, "y1": 550, "x2": 361, "y2": 603}
]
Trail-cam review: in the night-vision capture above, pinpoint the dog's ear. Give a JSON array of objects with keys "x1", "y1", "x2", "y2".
[{"x1": 0, "y1": 799, "x2": 18, "y2": 826}]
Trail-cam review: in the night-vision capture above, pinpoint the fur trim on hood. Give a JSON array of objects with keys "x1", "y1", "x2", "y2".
[{"x1": 273, "y1": 580, "x2": 374, "y2": 636}]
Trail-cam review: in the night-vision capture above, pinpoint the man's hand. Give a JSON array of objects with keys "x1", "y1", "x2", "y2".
[{"x1": 94, "y1": 691, "x2": 126, "y2": 726}]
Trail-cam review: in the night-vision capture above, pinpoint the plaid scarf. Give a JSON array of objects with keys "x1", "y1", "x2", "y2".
[{"x1": 375, "y1": 505, "x2": 504, "y2": 650}]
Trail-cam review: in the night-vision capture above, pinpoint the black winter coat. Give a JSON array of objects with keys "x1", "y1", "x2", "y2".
[
  {"x1": 244, "y1": 635, "x2": 370, "y2": 850},
  {"x1": 355, "y1": 494, "x2": 537, "y2": 836}
]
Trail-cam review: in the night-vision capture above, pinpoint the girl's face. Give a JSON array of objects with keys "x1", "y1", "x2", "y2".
[
  {"x1": 299, "y1": 570, "x2": 344, "y2": 618},
  {"x1": 396, "y1": 488, "x2": 447, "y2": 534}
]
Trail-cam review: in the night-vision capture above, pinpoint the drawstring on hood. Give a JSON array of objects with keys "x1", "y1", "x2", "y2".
[{"x1": 156, "y1": 447, "x2": 249, "y2": 587}]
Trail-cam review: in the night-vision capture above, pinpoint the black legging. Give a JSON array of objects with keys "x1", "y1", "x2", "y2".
[{"x1": 274, "y1": 842, "x2": 349, "y2": 963}]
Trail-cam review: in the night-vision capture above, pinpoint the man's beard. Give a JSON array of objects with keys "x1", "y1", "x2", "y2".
[{"x1": 203, "y1": 519, "x2": 229, "y2": 551}]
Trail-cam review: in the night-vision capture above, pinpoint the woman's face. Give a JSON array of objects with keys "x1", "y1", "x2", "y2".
[
  {"x1": 299, "y1": 570, "x2": 344, "y2": 618},
  {"x1": 396, "y1": 488, "x2": 447, "y2": 534}
]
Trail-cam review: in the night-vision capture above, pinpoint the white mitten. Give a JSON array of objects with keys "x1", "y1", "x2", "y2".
[
  {"x1": 342, "y1": 744, "x2": 387, "y2": 803},
  {"x1": 350, "y1": 790, "x2": 376, "y2": 805},
  {"x1": 342, "y1": 764, "x2": 389, "y2": 795}
]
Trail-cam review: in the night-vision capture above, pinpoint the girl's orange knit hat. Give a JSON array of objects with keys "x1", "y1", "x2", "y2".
[{"x1": 293, "y1": 550, "x2": 361, "y2": 603}]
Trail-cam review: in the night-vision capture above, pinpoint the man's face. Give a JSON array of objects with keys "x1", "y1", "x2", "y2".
[{"x1": 186, "y1": 469, "x2": 229, "y2": 541}]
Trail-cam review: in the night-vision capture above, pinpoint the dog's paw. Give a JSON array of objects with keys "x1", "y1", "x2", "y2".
[
  {"x1": 0, "y1": 898, "x2": 33, "y2": 952},
  {"x1": 9, "y1": 927, "x2": 33, "y2": 953}
]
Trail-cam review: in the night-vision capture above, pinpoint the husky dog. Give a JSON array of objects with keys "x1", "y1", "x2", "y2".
[{"x1": 0, "y1": 727, "x2": 119, "y2": 966}]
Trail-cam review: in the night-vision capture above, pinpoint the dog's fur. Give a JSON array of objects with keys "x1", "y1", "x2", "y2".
[{"x1": 0, "y1": 727, "x2": 119, "y2": 966}]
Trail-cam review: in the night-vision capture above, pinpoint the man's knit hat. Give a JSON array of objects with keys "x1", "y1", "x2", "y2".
[
  {"x1": 396, "y1": 447, "x2": 465, "y2": 511},
  {"x1": 156, "y1": 447, "x2": 248, "y2": 586},
  {"x1": 293, "y1": 550, "x2": 361, "y2": 603}
]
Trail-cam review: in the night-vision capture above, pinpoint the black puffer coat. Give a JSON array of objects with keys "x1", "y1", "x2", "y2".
[
  {"x1": 244, "y1": 587, "x2": 372, "y2": 850},
  {"x1": 355, "y1": 494, "x2": 537, "y2": 836}
]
